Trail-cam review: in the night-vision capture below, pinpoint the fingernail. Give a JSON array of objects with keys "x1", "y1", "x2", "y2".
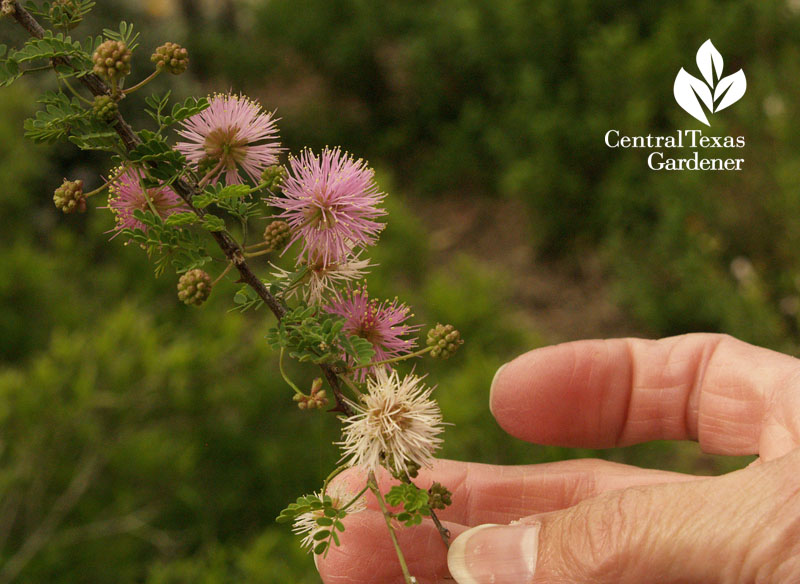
[
  {"x1": 447, "y1": 522, "x2": 540, "y2": 584},
  {"x1": 489, "y1": 363, "x2": 507, "y2": 415}
]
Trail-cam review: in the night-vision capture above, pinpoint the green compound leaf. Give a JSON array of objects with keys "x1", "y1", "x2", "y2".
[
  {"x1": 161, "y1": 95, "x2": 210, "y2": 126},
  {"x1": 102, "y1": 21, "x2": 140, "y2": 52},
  {"x1": 232, "y1": 285, "x2": 265, "y2": 312},
  {"x1": 121, "y1": 210, "x2": 211, "y2": 276},
  {"x1": 24, "y1": 91, "x2": 93, "y2": 144},
  {"x1": 14, "y1": 32, "x2": 87, "y2": 64},
  {"x1": 68, "y1": 130, "x2": 119, "y2": 151},
  {"x1": 192, "y1": 183, "x2": 255, "y2": 220},
  {"x1": 386, "y1": 483, "x2": 432, "y2": 527},
  {"x1": 339, "y1": 334, "x2": 376, "y2": 366},
  {"x1": 313, "y1": 542, "x2": 328, "y2": 555},
  {"x1": 266, "y1": 306, "x2": 362, "y2": 367},
  {"x1": 45, "y1": 0, "x2": 96, "y2": 29},
  {"x1": 201, "y1": 214, "x2": 225, "y2": 232},
  {"x1": 0, "y1": 46, "x2": 21, "y2": 88},
  {"x1": 312, "y1": 530, "x2": 330, "y2": 541},
  {"x1": 129, "y1": 130, "x2": 186, "y2": 182},
  {"x1": 164, "y1": 212, "x2": 199, "y2": 227}
]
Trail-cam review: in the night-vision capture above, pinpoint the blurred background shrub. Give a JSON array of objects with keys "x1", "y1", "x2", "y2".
[{"x1": 1, "y1": 0, "x2": 796, "y2": 580}]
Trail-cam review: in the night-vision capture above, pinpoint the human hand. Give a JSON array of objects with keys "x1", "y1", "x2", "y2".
[{"x1": 315, "y1": 334, "x2": 800, "y2": 583}]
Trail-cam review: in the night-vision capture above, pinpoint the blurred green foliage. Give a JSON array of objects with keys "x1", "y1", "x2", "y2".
[{"x1": 0, "y1": 0, "x2": 791, "y2": 580}]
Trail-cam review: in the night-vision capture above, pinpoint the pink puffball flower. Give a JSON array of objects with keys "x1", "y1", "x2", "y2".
[
  {"x1": 107, "y1": 166, "x2": 189, "y2": 236},
  {"x1": 269, "y1": 147, "x2": 386, "y2": 268},
  {"x1": 326, "y1": 284, "x2": 418, "y2": 379},
  {"x1": 176, "y1": 93, "x2": 281, "y2": 186}
]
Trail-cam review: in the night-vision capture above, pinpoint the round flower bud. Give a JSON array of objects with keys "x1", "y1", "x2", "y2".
[
  {"x1": 292, "y1": 378, "x2": 329, "y2": 410},
  {"x1": 261, "y1": 164, "x2": 286, "y2": 191},
  {"x1": 92, "y1": 40, "x2": 132, "y2": 82},
  {"x1": 428, "y1": 482, "x2": 453, "y2": 510},
  {"x1": 53, "y1": 179, "x2": 86, "y2": 214},
  {"x1": 151, "y1": 42, "x2": 189, "y2": 75},
  {"x1": 177, "y1": 269, "x2": 212, "y2": 306},
  {"x1": 260, "y1": 165, "x2": 286, "y2": 191},
  {"x1": 92, "y1": 95, "x2": 118, "y2": 122},
  {"x1": 263, "y1": 220, "x2": 291, "y2": 253},
  {"x1": 426, "y1": 323, "x2": 463, "y2": 359}
]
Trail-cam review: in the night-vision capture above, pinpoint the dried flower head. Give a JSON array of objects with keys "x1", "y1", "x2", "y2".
[
  {"x1": 339, "y1": 369, "x2": 444, "y2": 476},
  {"x1": 107, "y1": 167, "x2": 189, "y2": 236},
  {"x1": 292, "y1": 484, "x2": 366, "y2": 553},
  {"x1": 272, "y1": 253, "x2": 372, "y2": 305},
  {"x1": 326, "y1": 284, "x2": 417, "y2": 377},
  {"x1": 269, "y1": 147, "x2": 385, "y2": 267},
  {"x1": 176, "y1": 93, "x2": 281, "y2": 185}
]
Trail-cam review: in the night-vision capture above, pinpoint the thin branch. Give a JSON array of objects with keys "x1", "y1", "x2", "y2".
[{"x1": 368, "y1": 471, "x2": 415, "y2": 584}]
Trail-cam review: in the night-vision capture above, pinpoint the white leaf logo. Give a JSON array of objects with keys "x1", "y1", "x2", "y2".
[
  {"x1": 674, "y1": 39, "x2": 746, "y2": 126},
  {"x1": 696, "y1": 39, "x2": 723, "y2": 87}
]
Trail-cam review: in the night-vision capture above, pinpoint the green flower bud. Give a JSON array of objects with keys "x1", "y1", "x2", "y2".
[
  {"x1": 177, "y1": 269, "x2": 212, "y2": 306},
  {"x1": 92, "y1": 95, "x2": 118, "y2": 122},
  {"x1": 292, "y1": 378, "x2": 329, "y2": 410},
  {"x1": 260, "y1": 165, "x2": 286, "y2": 191},
  {"x1": 426, "y1": 323, "x2": 463, "y2": 359},
  {"x1": 404, "y1": 459, "x2": 421, "y2": 479},
  {"x1": 92, "y1": 40, "x2": 132, "y2": 82},
  {"x1": 263, "y1": 220, "x2": 291, "y2": 253},
  {"x1": 151, "y1": 42, "x2": 189, "y2": 75},
  {"x1": 428, "y1": 482, "x2": 452, "y2": 510},
  {"x1": 53, "y1": 179, "x2": 86, "y2": 214}
]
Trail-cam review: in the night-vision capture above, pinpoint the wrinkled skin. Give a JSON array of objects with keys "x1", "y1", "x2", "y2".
[{"x1": 317, "y1": 334, "x2": 800, "y2": 583}]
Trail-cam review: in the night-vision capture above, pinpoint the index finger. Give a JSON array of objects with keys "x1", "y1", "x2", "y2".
[{"x1": 489, "y1": 333, "x2": 800, "y2": 459}]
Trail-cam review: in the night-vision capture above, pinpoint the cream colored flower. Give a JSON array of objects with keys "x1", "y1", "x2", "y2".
[
  {"x1": 271, "y1": 253, "x2": 372, "y2": 305},
  {"x1": 339, "y1": 369, "x2": 444, "y2": 476},
  {"x1": 292, "y1": 483, "x2": 366, "y2": 553}
]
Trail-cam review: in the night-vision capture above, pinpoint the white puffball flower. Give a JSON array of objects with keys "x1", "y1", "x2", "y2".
[
  {"x1": 338, "y1": 368, "x2": 444, "y2": 476},
  {"x1": 292, "y1": 483, "x2": 366, "y2": 552}
]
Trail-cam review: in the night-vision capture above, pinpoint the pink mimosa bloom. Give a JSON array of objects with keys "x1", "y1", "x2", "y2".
[
  {"x1": 176, "y1": 93, "x2": 281, "y2": 185},
  {"x1": 107, "y1": 166, "x2": 189, "y2": 236},
  {"x1": 269, "y1": 147, "x2": 385, "y2": 267},
  {"x1": 326, "y1": 284, "x2": 418, "y2": 379}
]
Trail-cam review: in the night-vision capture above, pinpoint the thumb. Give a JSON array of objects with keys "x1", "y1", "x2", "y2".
[{"x1": 446, "y1": 454, "x2": 800, "y2": 584}]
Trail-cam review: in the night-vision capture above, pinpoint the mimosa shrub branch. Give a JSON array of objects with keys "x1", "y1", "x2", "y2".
[{"x1": 1, "y1": 3, "x2": 462, "y2": 581}]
